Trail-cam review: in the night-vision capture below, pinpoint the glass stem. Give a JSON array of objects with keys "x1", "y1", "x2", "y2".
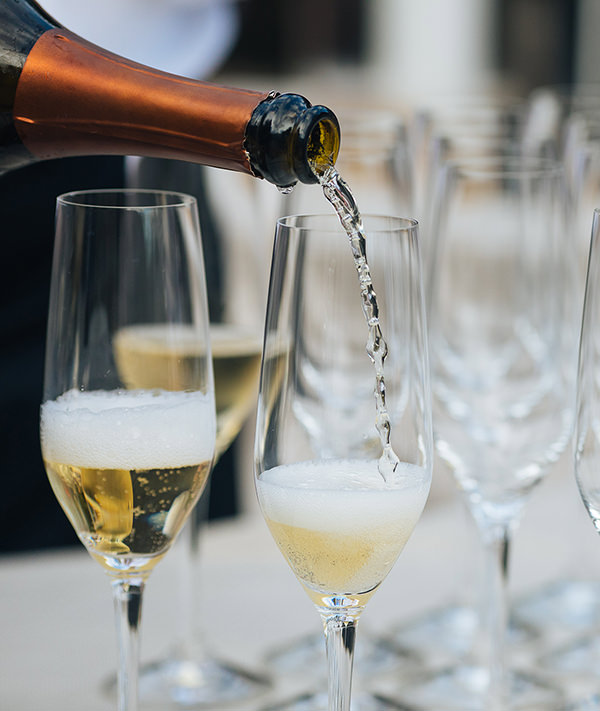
[
  {"x1": 176, "y1": 490, "x2": 210, "y2": 662},
  {"x1": 112, "y1": 578, "x2": 146, "y2": 711},
  {"x1": 480, "y1": 523, "x2": 511, "y2": 711},
  {"x1": 323, "y1": 614, "x2": 358, "y2": 711}
]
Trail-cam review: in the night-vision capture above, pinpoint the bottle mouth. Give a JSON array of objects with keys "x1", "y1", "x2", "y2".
[
  {"x1": 294, "y1": 109, "x2": 341, "y2": 184},
  {"x1": 246, "y1": 93, "x2": 341, "y2": 187}
]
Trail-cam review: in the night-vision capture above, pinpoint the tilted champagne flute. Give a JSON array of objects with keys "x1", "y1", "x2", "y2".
[
  {"x1": 401, "y1": 157, "x2": 574, "y2": 710},
  {"x1": 40, "y1": 189, "x2": 216, "y2": 711},
  {"x1": 254, "y1": 213, "x2": 433, "y2": 711}
]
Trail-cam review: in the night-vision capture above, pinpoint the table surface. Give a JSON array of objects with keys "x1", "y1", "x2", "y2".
[{"x1": 1, "y1": 450, "x2": 599, "y2": 711}]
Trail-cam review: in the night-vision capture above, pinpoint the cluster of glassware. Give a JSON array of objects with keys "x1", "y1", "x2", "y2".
[{"x1": 39, "y1": 82, "x2": 600, "y2": 711}]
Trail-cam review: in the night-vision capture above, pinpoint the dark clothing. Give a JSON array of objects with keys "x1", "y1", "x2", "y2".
[
  {"x1": 0, "y1": 156, "x2": 126, "y2": 551},
  {"x1": 0, "y1": 155, "x2": 237, "y2": 553}
]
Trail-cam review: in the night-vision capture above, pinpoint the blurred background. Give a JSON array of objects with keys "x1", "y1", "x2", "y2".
[
  {"x1": 2, "y1": 0, "x2": 599, "y2": 552},
  {"x1": 221, "y1": 0, "x2": 580, "y2": 97},
  {"x1": 38, "y1": 0, "x2": 594, "y2": 100}
]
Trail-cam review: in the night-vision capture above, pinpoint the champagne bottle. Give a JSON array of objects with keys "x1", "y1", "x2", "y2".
[{"x1": 0, "y1": 0, "x2": 340, "y2": 187}]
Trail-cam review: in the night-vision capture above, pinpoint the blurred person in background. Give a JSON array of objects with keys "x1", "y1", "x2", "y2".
[{"x1": 0, "y1": 0, "x2": 241, "y2": 552}]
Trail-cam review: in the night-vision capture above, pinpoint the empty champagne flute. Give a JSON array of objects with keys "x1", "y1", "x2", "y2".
[
  {"x1": 401, "y1": 157, "x2": 574, "y2": 710},
  {"x1": 394, "y1": 125, "x2": 559, "y2": 668},
  {"x1": 254, "y1": 213, "x2": 433, "y2": 711},
  {"x1": 563, "y1": 209, "x2": 600, "y2": 709},
  {"x1": 40, "y1": 189, "x2": 216, "y2": 711},
  {"x1": 516, "y1": 122, "x2": 600, "y2": 657}
]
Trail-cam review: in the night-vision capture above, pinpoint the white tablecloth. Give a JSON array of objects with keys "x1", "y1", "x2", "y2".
[{"x1": 1, "y1": 451, "x2": 598, "y2": 711}]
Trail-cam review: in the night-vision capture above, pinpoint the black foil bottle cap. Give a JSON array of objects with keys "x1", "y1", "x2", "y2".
[{"x1": 245, "y1": 92, "x2": 341, "y2": 188}]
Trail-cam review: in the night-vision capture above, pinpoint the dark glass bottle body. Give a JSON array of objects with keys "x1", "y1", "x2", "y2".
[{"x1": 0, "y1": 0, "x2": 340, "y2": 187}]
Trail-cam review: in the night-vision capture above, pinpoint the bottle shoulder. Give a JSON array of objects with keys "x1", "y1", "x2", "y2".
[
  {"x1": 0, "y1": 1, "x2": 55, "y2": 174},
  {"x1": 0, "y1": 1, "x2": 56, "y2": 62}
]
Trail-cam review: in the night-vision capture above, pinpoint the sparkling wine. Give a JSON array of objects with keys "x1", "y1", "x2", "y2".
[
  {"x1": 256, "y1": 459, "x2": 429, "y2": 607},
  {"x1": 113, "y1": 323, "x2": 262, "y2": 457},
  {"x1": 113, "y1": 325, "x2": 209, "y2": 393},
  {"x1": 40, "y1": 389, "x2": 215, "y2": 575},
  {"x1": 210, "y1": 325, "x2": 263, "y2": 457}
]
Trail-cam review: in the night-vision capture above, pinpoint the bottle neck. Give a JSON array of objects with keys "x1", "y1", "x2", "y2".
[{"x1": 12, "y1": 28, "x2": 269, "y2": 174}]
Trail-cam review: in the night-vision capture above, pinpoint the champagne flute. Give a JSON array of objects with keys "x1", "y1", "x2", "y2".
[
  {"x1": 254, "y1": 213, "x2": 433, "y2": 711},
  {"x1": 514, "y1": 118, "x2": 600, "y2": 653},
  {"x1": 264, "y1": 111, "x2": 419, "y2": 683},
  {"x1": 40, "y1": 189, "x2": 216, "y2": 711},
  {"x1": 401, "y1": 157, "x2": 573, "y2": 710},
  {"x1": 126, "y1": 164, "x2": 274, "y2": 706},
  {"x1": 543, "y1": 209, "x2": 600, "y2": 708},
  {"x1": 394, "y1": 114, "x2": 554, "y2": 668},
  {"x1": 527, "y1": 121, "x2": 600, "y2": 687},
  {"x1": 571, "y1": 208, "x2": 600, "y2": 709}
]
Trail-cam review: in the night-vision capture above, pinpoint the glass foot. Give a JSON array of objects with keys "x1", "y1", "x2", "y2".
[
  {"x1": 537, "y1": 635, "x2": 600, "y2": 701},
  {"x1": 264, "y1": 630, "x2": 417, "y2": 681},
  {"x1": 133, "y1": 655, "x2": 271, "y2": 708},
  {"x1": 397, "y1": 664, "x2": 563, "y2": 711},
  {"x1": 540, "y1": 635, "x2": 600, "y2": 676},
  {"x1": 514, "y1": 581, "x2": 600, "y2": 642},
  {"x1": 393, "y1": 604, "x2": 537, "y2": 669},
  {"x1": 393, "y1": 605, "x2": 477, "y2": 664},
  {"x1": 563, "y1": 695, "x2": 600, "y2": 711}
]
